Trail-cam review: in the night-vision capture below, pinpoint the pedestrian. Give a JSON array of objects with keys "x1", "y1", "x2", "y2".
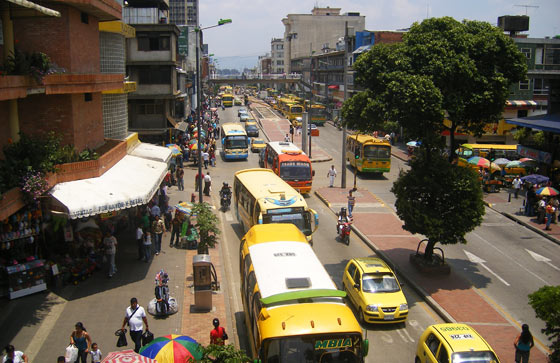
[
  {"x1": 537, "y1": 196, "x2": 546, "y2": 224},
  {"x1": 347, "y1": 190, "x2": 356, "y2": 219},
  {"x1": 390, "y1": 131, "x2": 395, "y2": 145},
  {"x1": 514, "y1": 323, "x2": 534, "y2": 363},
  {"x1": 202, "y1": 150, "x2": 210, "y2": 169},
  {"x1": 143, "y1": 231, "x2": 152, "y2": 262},
  {"x1": 512, "y1": 176, "x2": 522, "y2": 198},
  {"x1": 176, "y1": 167, "x2": 184, "y2": 191},
  {"x1": 164, "y1": 205, "x2": 173, "y2": 230},
  {"x1": 2, "y1": 345, "x2": 28, "y2": 363},
  {"x1": 545, "y1": 201, "x2": 555, "y2": 230},
  {"x1": 89, "y1": 343, "x2": 102, "y2": 363},
  {"x1": 195, "y1": 171, "x2": 204, "y2": 192},
  {"x1": 552, "y1": 197, "x2": 559, "y2": 224},
  {"x1": 152, "y1": 215, "x2": 165, "y2": 255},
  {"x1": 284, "y1": 133, "x2": 290, "y2": 142},
  {"x1": 150, "y1": 203, "x2": 161, "y2": 219},
  {"x1": 121, "y1": 298, "x2": 149, "y2": 353},
  {"x1": 209, "y1": 318, "x2": 228, "y2": 346},
  {"x1": 136, "y1": 224, "x2": 144, "y2": 261},
  {"x1": 57, "y1": 356, "x2": 65, "y2": 363},
  {"x1": 210, "y1": 149, "x2": 216, "y2": 167},
  {"x1": 170, "y1": 213, "x2": 182, "y2": 247},
  {"x1": 327, "y1": 165, "x2": 337, "y2": 188},
  {"x1": 103, "y1": 231, "x2": 117, "y2": 278},
  {"x1": 525, "y1": 184, "x2": 536, "y2": 216},
  {"x1": 204, "y1": 172, "x2": 212, "y2": 196},
  {"x1": 70, "y1": 322, "x2": 92, "y2": 363}
]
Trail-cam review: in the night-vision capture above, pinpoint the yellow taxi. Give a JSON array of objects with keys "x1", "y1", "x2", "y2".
[
  {"x1": 250, "y1": 138, "x2": 266, "y2": 153},
  {"x1": 415, "y1": 324, "x2": 500, "y2": 363},
  {"x1": 342, "y1": 257, "x2": 408, "y2": 324}
]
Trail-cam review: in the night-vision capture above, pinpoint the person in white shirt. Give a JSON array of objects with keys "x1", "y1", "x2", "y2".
[
  {"x1": 2, "y1": 345, "x2": 27, "y2": 363},
  {"x1": 89, "y1": 343, "x2": 102, "y2": 363},
  {"x1": 327, "y1": 165, "x2": 337, "y2": 187},
  {"x1": 204, "y1": 172, "x2": 212, "y2": 196},
  {"x1": 136, "y1": 225, "x2": 144, "y2": 261},
  {"x1": 121, "y1": 298, "x2": 149, "y2": 353},
  {"x1": 512, "y1": 176, "x2": 522, "y2": 199}
]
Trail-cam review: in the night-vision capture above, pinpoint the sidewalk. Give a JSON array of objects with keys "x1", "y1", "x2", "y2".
[
  {"x1": 0, "y1": 170, "x2": 229, "y2": 361},
  {"x1": 315, "y1": 186, "x2": 549, "y2": 362}
]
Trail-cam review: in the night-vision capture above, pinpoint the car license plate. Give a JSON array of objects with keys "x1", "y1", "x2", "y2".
[{"x1": 384, "y1": 315, "x2": 394, "y2": 320}]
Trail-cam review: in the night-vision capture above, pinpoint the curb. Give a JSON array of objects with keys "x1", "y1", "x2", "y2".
[{"x1": 313, "y1": 190, "x2": 457, "y2": 324}]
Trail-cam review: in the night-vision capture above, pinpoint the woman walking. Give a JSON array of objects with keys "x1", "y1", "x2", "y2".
[
  {"x1": 70, "y1": 322, "x2": 92, "y2": 363},
  {"x1": 514, "y1": 323, "x2": 534, "y2": 363}
]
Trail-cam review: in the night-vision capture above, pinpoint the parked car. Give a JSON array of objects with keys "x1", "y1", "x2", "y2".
[
  {"x1": 415, "y1": 324, "x2": 500, "y2": 363},
  {"x1": 245, "y1": 122, "x2": 259, "y2": 137},
  {"x1": 342, "y1": 257, "x2": 408, "y2": 324},
  {"x1": 250, "y1": 138, "x2": 266, "y2": 153}
]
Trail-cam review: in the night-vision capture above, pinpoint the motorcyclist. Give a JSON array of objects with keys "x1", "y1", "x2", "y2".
[
  {"x1": 220, "y1": 182, "x2": 232, "y2": 208},
  {"x1": 337, "y1": 207, "x2": 350, "y2": 234}
]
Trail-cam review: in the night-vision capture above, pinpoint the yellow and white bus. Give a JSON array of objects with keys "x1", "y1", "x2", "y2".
[
  {"x1": 346, "y1": 134, "x2": 391, "y2": 174},
  {"x1": 456, "y1": 143, "x2": 519, "y2": 161},
  {"x1": 277, "y1": 98, "x2": 304, "y2": 122},
  {"x1": 221, "y1": 123, "x2": 248, "y2": 160},
  {"x1": 233, "y1": 168, "x2": 318, "y2": 243},
  {"x1": 240, "y1": 224, "x2": 369, "y2": 362},
  {"x1": 222, "y1": 93, "x2": 234, "y2": 107}
]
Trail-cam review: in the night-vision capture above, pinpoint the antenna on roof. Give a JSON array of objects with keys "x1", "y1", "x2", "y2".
[{"x1": 514, "y1": 4, "x2": 539, "y2": 15}]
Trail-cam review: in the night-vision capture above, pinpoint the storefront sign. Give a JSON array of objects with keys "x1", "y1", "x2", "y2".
[{"x1": 517, "y1": 145, "x2": 552, "y2": 164}]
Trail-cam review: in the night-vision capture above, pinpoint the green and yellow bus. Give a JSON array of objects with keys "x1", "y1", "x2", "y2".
[
  {"x1": 346, "y1": 134, "x2": 391, "y2": 174},
  {"x1": 221, "y1": 123, "x2": 248, "y2": 160},
  {"x1": 222, "y1": 93, "x2": 234, "y2": 107},
  {"x1": 456, "y1": 143, "x2": 519, "y2": 162},
  {"x1": 309, "y1": 104, "x2": 327, "y2": 126},
  {"x1": 233, "y1": 168, "x2": 318, "y2": 243},
  {"x1": 277, "y1": 98, "x2": 304, "y2": 122},
  {"x1": 240, "y1": 223, "x2": 369, "y2": 362}
]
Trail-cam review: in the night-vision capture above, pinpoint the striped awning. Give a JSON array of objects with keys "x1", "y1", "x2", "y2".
[
  {"x1": 4, "y1": 0, "x2": 60, "y2": 17},
  {"x1": 506, "y1": 100, "x2": 538, "y2": 107}
]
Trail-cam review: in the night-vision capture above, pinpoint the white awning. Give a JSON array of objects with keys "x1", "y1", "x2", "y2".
[
  {"x1": 129, "y1": 142, "x2": 172, "y2": 164},
  {"x1": 50, "y1": 155, "x2": 167, "y2": 219}
]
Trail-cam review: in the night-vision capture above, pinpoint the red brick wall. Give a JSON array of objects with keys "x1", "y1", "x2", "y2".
[
  {"x1": 17, "y1": 93, "x2": 104, "y2": 151},
  {"x1": 13, "y1": 5, "x2": 100, "y2": 74}
]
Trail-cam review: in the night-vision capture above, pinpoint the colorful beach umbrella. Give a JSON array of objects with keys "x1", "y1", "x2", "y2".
[
  {"x1": 467, "y1": 156, "x2": 491, "y2": 168},
  {"x1": 102, "y1": 349, "x2": 156, "y2": 363},
  {"x1": 139, "y1": 334, "x2": 203, "y2": 363},
  {"x1": 175, "y1": 202, "x2": 194, "y2": 215},
  {"x1": 536, "y1": 186, "x2": 559, "y2": 196},
  {"x1": 493, "y1": 158, "x2": 511, "y2": 166},
  {"x1": 519, "y1": 157, "x2": 535, "y2": 162},
  {"x1": 521, "y1": 174, "x2": 549, "y2": 185}
]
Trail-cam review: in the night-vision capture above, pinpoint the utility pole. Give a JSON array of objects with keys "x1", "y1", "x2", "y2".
[
  {"x1": 195, "y1": 28, "x2": 203, "y2": 204},
  {"x1": 302, "y1": 111, "x2": 308, "y2": 153},
  {"x1": 341, "y1": 22, "x2": 348, "y2": 189}
]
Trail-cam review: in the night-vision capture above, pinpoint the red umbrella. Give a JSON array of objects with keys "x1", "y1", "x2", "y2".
[{"x1": 102, "y1": 349, "x2": 157, "y2": 363}]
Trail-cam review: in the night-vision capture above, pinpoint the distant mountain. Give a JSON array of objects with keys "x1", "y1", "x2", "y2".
[{"x1": 215, "y1": 55, "x2": 258, "y2": 71}]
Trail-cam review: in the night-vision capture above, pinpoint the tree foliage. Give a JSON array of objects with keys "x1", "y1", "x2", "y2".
[
  {"x1": 342, "y1": 16, "x2": 527, "y2": 151},
  {"x1": 192, "y1": 202, "x2": 220, "y2": 254},
  {"x1": 391, "y1": 151, "x2": 485, "y2": 259},
  {"x1": 192, "y1": 343, "x2": 252, "y2": 363},
  {"x1": 528, "y1": 285, "x2": 560, "y2": 362}
]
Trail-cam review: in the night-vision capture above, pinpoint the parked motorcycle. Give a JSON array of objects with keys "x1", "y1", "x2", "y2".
[{"x1": 338, "y1": 221, "x2": 352, "y2": 245}]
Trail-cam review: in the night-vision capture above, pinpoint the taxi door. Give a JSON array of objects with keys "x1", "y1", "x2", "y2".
[{"x1": 419, "y1": 333, "x2": 449, "y2": 363}]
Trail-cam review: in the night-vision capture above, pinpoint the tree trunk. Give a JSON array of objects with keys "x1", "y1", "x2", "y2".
[{"x1": 423, "y1": 239, "x2": 436, "y2": 262}]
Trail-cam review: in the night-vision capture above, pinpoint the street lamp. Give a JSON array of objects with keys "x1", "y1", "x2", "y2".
[{"x1": 194, "y1": 18, "x2": 232, "y2": 203}]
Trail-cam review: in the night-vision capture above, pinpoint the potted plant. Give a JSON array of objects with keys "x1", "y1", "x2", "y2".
[{"x1": 192, "y1": 202, "x2": 220, "y2": 255}]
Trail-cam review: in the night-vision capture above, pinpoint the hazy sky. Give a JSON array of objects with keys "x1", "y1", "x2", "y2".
[{"x1": 199, "y1": 0, "x2": 559, "y2": 69}]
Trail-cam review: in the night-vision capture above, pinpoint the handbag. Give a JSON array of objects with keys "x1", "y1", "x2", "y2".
[
  {"x1": 65, "y1": 344, "x2": 78, "y2": 362},
  {"x1": 116, "y1": 329, "x2": 128, "y2": 347},
  {"x1": 142, "y1": 330, "x2": 154, "y2": 346}
]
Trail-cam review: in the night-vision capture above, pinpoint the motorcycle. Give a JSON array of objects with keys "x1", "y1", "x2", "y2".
[
  {"x1": 338, "y1": 221, "x2": 352, "y2": 245},
  {"x1": 154, "y1": 273, "x2": 170, "y2": 316},
  {"x1": 220, "y1": 191, "x2": 231, "y2": 211}
]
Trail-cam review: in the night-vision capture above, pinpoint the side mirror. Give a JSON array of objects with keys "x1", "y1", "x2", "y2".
[{"x1": 354, "y1": 283, "x2": 360, "y2": 290}]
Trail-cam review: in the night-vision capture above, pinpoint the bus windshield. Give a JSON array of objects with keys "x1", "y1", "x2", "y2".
[
  {"x1": 263, "y1": 208, "x2": 312, "y2": 235},
  {"x1": 291, "y1": 106, "x2": 303, "y2": 113},
  {"x1": 280, "y1": 161, "x2": 311, "y2": 181},
  {"x1": 265, "y1": 335, "x2": 361, "y2": 363},
  {"x1": 364, "y1": 145, "x2": 391, "y2": 159},
  {"x1": 225, "y1": 136, "x2": 248, "y2": 149}
]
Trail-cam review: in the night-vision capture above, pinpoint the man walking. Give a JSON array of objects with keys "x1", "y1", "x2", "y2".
[
  {"x1": 152, "y1": 215, "x2": 165, "y2": 255},
  {"x1": 121, "y1": 297, "x2": 149, "y2": 353},
  {"x1": 347, "y1": 190, "x2": 356, "y2": 219},
  {"x1": 103, "y1": 231, "x2": 117, "y2": 278},
  {"x1": 169, "y1": 213, "x2": 182, "y2": 247},
  {"x1": 327, "y1": 165, "x2": 337, "y2": 188},
  {"x1": 204, "y1": 172, "x2": 212, "y2": 196},
  {"x1": 512, "y1": 176, "x2": 522, "y2": 199},
  {"x1": 195, "y1": 171, "x2": 204, "y2": 192},
  {"x1": 176, "y1": 167, "x2": 184, "y2": 191}
]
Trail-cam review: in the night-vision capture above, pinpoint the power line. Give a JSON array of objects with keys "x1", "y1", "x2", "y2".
[{"x1": 514, "y1": 4, "x2": 540, "y2": 15}]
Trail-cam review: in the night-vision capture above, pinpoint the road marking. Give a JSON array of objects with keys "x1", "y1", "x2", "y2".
[
  {"x1": 23, "y1": 293, "x2": 67, "y2": 359},
  {"x1": 396, "y1": 328, "x2": 414, "y2": 344},
  {"x1": 225, "y1": 211, "x2": 233, "y2": 222},
  {"x1": 526, "y1": 249, "x2": 560, "y2": 271},
  {"x1": 472, "y1": 232, "x2": 550, "y2": 285},
  {"x1": 417, "y1": 302, "x2": 443, "y2": 324},
  {"x1": 380, "y1": 332, "x2": 394, "y2": 344},
  {"x1": 464, "y1": 250, "x2": 510, "y2": 286}
]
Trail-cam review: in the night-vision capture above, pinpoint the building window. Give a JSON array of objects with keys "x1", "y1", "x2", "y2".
[
  {"x1": 81, "y1": 12, "x2": 89, "y2": 24},
  {"x1": 519, "y1": 79, "x2": 529, "y2": 90},
  {"x1": 521, "y1": 48, "x2": 531, "y2": 59},
  {"x1": 84, "y1": 93, "x2": 92, "y2": 102},
  {"x1": 535, "y1": 47, "x2": 544, "y2": 64},
  {"x1": 544, "y1": 47, "x2": 560, "y2": 65},
  {"x1": 138, "y1": 66, "x2": 171, "y2": 84},
  {"x1": 276, "y1": 60, "x2": 284, "y2": 66},
  {"x1": 138, "y1": 35, "x2": 171, "y2": 51},
  {"x1": 138, "y1": 100, "x2": 164, "y2": 115},
  {"x1": 533, "y1": 78, "x2": 549, "y2": 95}
]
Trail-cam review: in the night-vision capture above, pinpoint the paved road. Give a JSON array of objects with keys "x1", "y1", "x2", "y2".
[{"x1": 222, "y1": 103, "x2": 443, "y2": 362}]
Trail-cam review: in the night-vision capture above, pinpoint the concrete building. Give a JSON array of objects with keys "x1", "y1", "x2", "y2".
[
  {"x1": 126, "y1": 23, "x2": 184, "y2": 142},
  {"x1": 282, "y1": 6, "x2": 365, "y2": 74},
  {"x1": 271, "y1": 38, "x2": 284, "y2": 74},
  {"x1": 258, "y1": 54, "x2": 272, "y2": 76}
]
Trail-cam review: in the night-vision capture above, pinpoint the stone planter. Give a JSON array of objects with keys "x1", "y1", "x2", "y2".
[
  {"x1": 409, "y1": 253, "x2": 451, "y2": 275},
  {"x1": 0, "y1": 75, "x2": 32, "y2": 101}
]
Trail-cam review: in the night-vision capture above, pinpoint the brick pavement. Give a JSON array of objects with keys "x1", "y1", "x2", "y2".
[{"x1": 315, "y1": 186, "x2": 549, "y2": 363}]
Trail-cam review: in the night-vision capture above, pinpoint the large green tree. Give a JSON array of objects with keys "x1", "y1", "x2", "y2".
[
  {"x1": 528, "y1": 286, "x2": 560, "y2": 362},
  {"x1": 343, "y1": 16, "x2": 527, "y2": 152}
]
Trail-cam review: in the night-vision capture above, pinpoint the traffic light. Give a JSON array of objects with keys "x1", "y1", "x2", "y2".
[
  {"x1": 354, "y1": 147, "x2": 360, "y2": 159},
  {"x1": 488, "y1": 149, "x2": 496, "y2": 162}
]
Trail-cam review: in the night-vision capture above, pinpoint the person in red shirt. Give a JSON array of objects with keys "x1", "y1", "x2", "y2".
[{"x1": 209, "y1": 318, "x2": 227, "y2": 345}]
